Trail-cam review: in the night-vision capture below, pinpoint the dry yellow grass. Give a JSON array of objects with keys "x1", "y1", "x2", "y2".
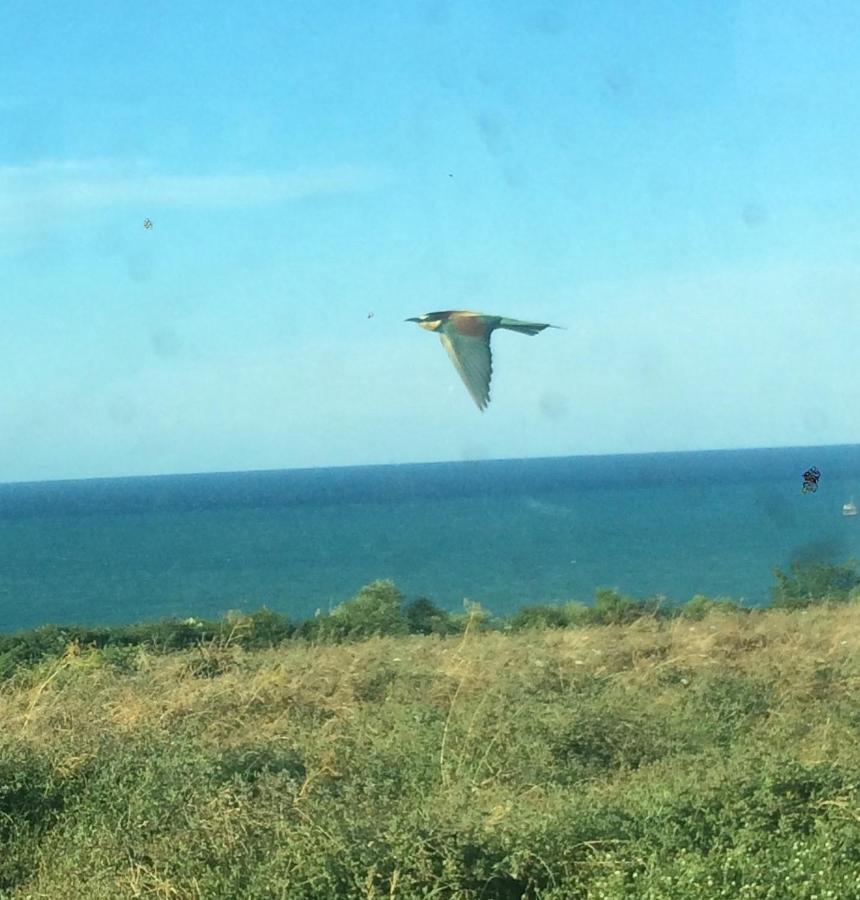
[
  {"x1": 3, "y1": 605, "x2": 860, "y2": 758},
  {"x1": 3, "y1": 606, "x2": 860, "y2": 898}
]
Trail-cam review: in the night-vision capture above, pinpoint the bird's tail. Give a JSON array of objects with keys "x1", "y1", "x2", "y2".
[{"x1": 497, "y1": 317, "x2": 557, "y2": 336}]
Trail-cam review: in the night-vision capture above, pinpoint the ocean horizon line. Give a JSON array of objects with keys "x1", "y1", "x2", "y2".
[
  {"x1": 1, "y1": 442, "x2": 858, "y2": 632},
  {"x1": 2, "y1": 440, "x2": 857, "y2": 489}
]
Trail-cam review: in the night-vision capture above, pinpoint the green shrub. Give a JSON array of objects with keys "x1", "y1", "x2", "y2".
[
  {"x1": 317, "y1": 580, "x2": 409, "y2": 641},
  {"x1": 0, "y1": 755, "x2": 68, "y2": 842},
  {"x1": 508, "y1": 603, "x2": 572, "y2": 630},
  {"x1": 232, "y1": 608, "x2": 293, "y2": 648},
  {"x1": 589, "y1": 588, "x2": 660, "y2": 625},
  {"x1": 0, "y1": 749, "x2": 87, "y2": 892},
  {"x1": 679, "y1": 594, "x2": 744, "y2": 620},
  {"x1": 446, "y1": 599, "x2": 494, "y2": 633},
  {"x1": 686, "y1": 673, "x2": 774, "y2": 748},
  {"x1": 771, "y1": 560, "x2": 860, "y2": 608},
  {"x1": 0, "y1": 606, "x2": 294, "y2": 678},
  {"x1": 293, "y1": 612, "x2": 325, "y2": 642},
  {"x1": 0, "y1": 625, "x2": 71, "y2": 678},
  {"x1": 404, "y1": 597, "x2": 455, "y2": 635},
  {"x1": 217, "y1": 745, "x2": 306, "y2": 786}
]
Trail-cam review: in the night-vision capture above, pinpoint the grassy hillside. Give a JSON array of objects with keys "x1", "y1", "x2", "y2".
[{"x1": 2, "y1": 597, "x2": 860, "y2": 898}]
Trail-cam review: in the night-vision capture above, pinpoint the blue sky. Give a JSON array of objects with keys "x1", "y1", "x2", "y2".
[{"x1": 2, "y1": 1, "x2": 860, "y2": 481}]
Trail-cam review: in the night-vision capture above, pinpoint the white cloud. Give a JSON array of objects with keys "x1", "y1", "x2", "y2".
[{"x1": 0, "y1": 158, "x2": 384, "y2": 249}]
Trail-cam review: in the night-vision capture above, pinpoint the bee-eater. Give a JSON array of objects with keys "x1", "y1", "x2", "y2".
[{"x1": 406, "y1": 310, "x2": 558, "y2": 410}]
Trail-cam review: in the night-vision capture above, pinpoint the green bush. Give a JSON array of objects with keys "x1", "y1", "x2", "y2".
[
  {"x1": 446, "y1": 599, "x2": 494, "y2": 633},
  {"x1": 404, "y1": 597, "x2": 455, "y2": 635},
  {"x1": 238, "y1": 608, "x2": 293, "y2": 648},
  {"x1": 507, "y1": 602, "x2": 598, "y2": 630},
  {"x1": 0, "y1": 625, "x2": 71, "y2": 678},
  {"x1": 678, "y1": 594, "x2": 744, "y2": 620},
  {"x1": 589, "y1": 588, "x2": 660, "y2": 625},
  {"x1": 0, "y1": 755, "x2": 68, "y2": 842},
  {"x1": 771, "y1": 560, "x2": 860, "y2": 608},
  {"x1": 315, "y1": 580, "x2": 409, "y2": 641},
  {"x1": 508, "y1": 603, "x2": 572, "y2": 630},
  {"x1": 0, "y1": 606, "x2": 295, "y2": 679},
  {"x1": 0, "y1": 748, "x2": 87, "y2": 892}
]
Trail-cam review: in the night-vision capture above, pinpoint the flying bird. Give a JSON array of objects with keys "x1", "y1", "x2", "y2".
[{"x1": 406, "y1": 310, "x2": 558, "y2": 410}]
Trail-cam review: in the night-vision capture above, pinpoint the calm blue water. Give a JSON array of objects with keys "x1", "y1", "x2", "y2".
[{"x1": 1, "y1": 445, "x2": 860, "y2": 632}]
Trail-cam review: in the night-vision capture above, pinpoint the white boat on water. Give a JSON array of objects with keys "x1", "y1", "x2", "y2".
[{"x1": 843, "y1": 499, "x2": 857, "y2": 517}]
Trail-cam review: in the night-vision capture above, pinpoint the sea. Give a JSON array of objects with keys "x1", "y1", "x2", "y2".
[{"x1": 1, "y1": 445, "x2": 859, "y2": 634}]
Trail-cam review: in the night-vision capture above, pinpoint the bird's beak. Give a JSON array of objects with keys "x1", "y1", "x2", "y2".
[{"x1": 405, "y1": 317, "x2": 421, "y2": 322}]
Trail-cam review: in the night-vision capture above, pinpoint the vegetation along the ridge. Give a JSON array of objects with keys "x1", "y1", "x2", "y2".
[{"x1": 1, "y1": 562, "x2": 860, "y2": 897}]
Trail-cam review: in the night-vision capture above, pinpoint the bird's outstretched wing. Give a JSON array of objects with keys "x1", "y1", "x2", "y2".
[{"x1": 439, "y1": 330, "x2": 493, "y2": 410}]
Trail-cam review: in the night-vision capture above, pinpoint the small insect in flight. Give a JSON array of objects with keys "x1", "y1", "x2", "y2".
[
  {"x1": 801, "y1": 467, "x2": 821, "y2": 494},
  {"x1": 143, "y1": 218, "x2": 153, "y2": 230}
]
